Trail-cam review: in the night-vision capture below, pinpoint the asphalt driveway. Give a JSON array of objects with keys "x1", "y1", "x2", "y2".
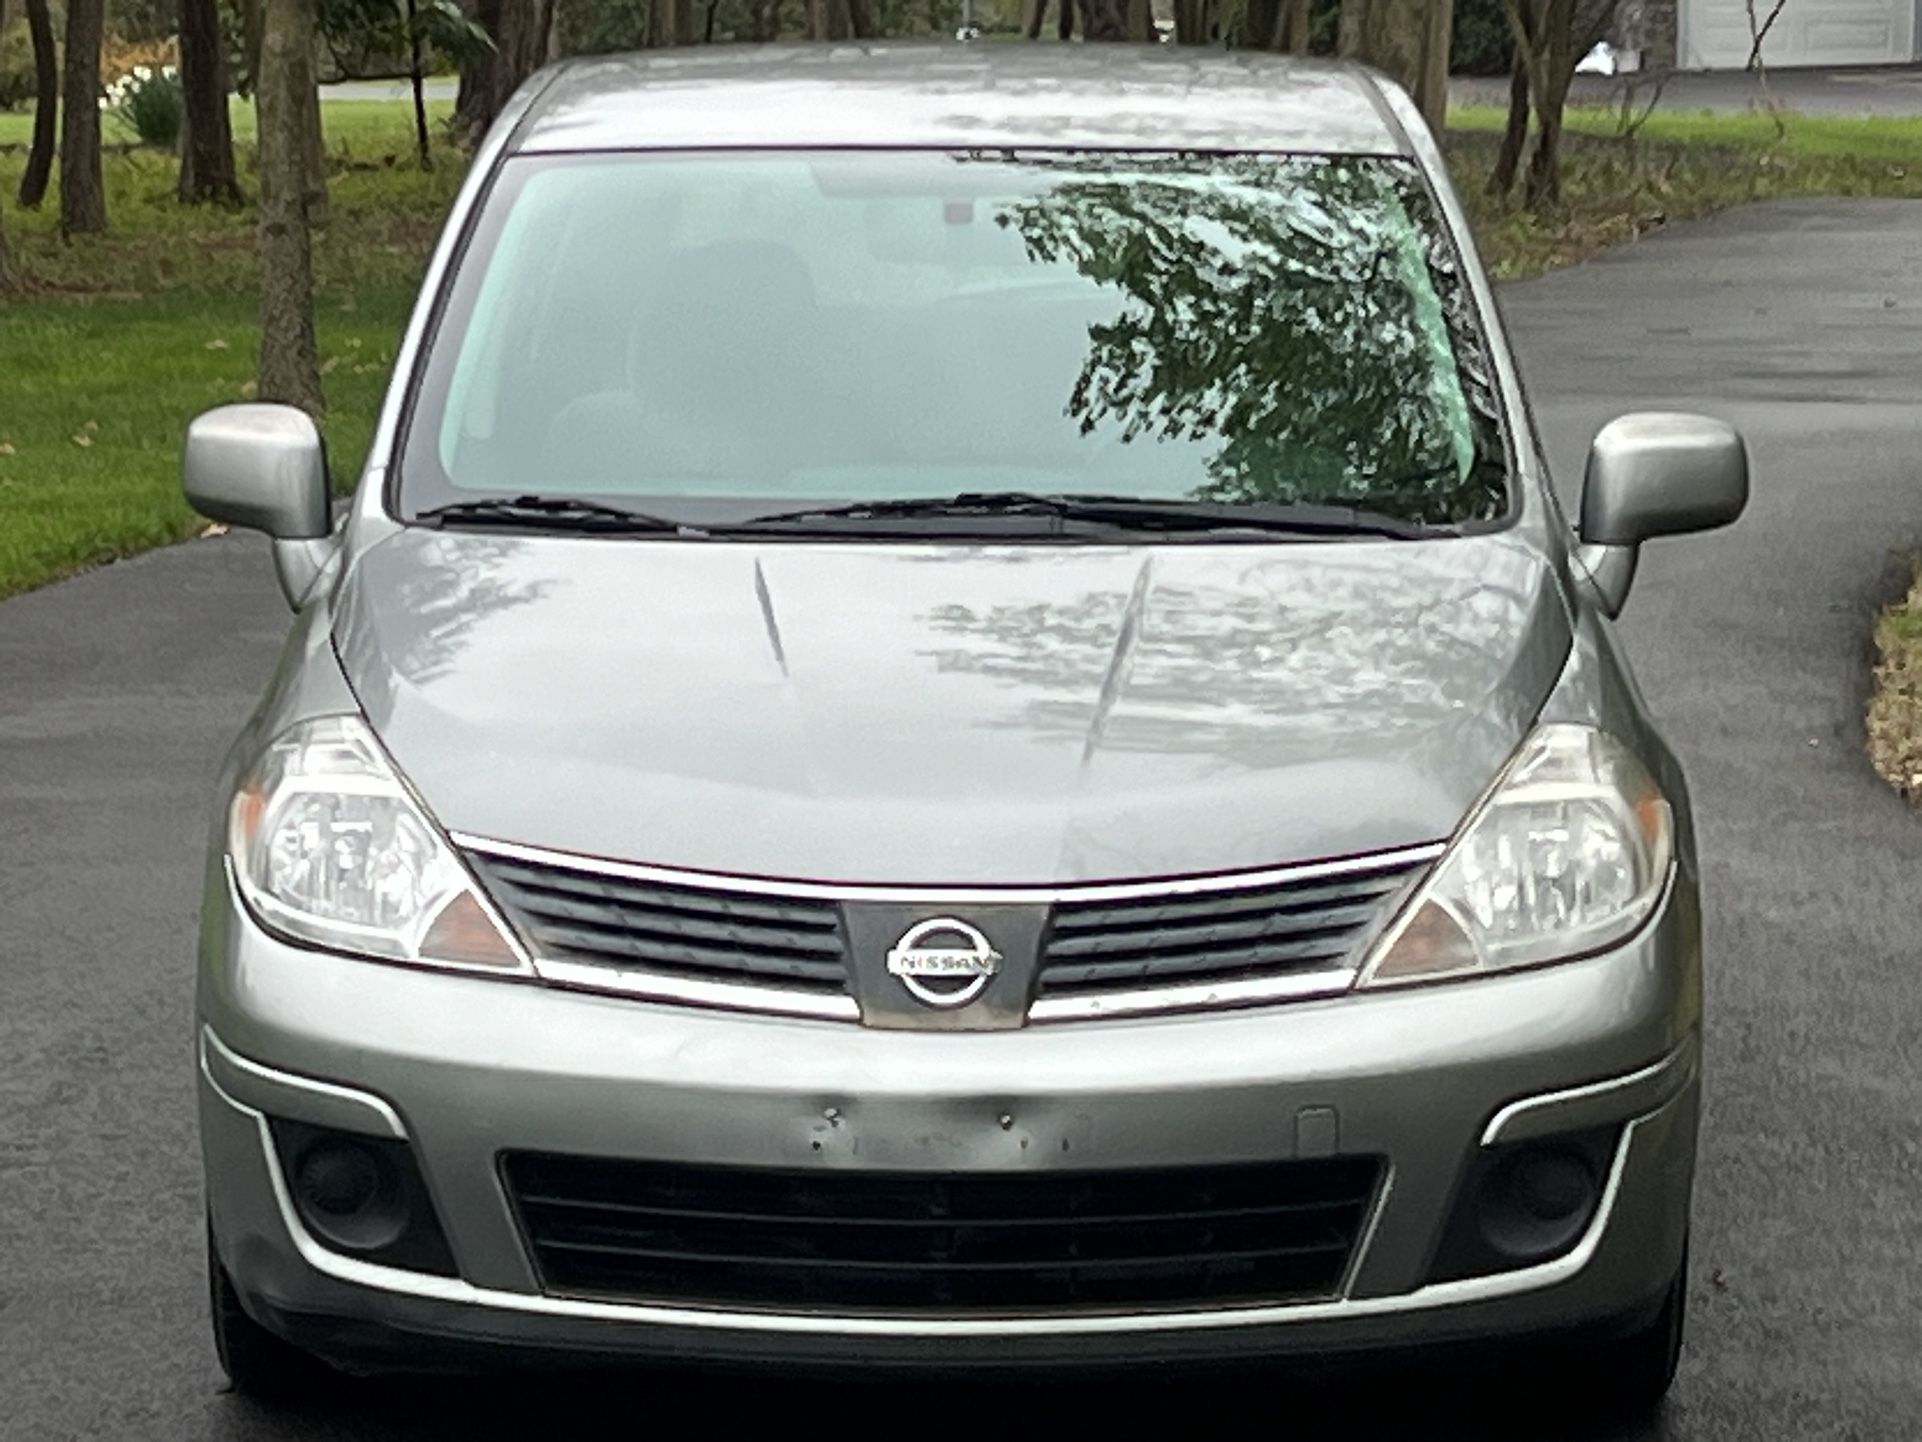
[{"x1": 2, "y1": 199, "x2": 1919, "y2": 1438}]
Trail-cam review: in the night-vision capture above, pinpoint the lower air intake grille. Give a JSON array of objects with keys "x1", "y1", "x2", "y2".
[
  {"x1": 502, "y1": 1152, "x2": 1383, "y2": 1313},
  {"x1": 1037, "y1": 854, "x2": 1429, "y2": 996},
  {"x1": 468, "y1": 852, "x2": 850, "y2": 995}
]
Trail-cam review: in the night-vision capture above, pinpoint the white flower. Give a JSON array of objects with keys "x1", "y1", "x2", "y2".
[{"x1": 134, "y1": 64, "x2": 152, "y2": 80}]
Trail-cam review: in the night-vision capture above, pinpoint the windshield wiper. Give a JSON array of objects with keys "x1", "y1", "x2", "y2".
[
  {"x1": 417, "y1": 495, "x2": 706, "y2": 536},
  {"x1": 734, "y1": 492, "x2": 1438, "y2": 540}
]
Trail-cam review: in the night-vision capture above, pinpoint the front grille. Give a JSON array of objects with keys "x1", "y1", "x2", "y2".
[
  {"x1": 1036, "y1": 855, "x2": 1428, "y2": 997},
  {"x1": 503, "y1": 1152, "x2": 1383, "y2": 1313},
  {"x1": 470, "y1": 852, "x2": 850, "y2": 995}
]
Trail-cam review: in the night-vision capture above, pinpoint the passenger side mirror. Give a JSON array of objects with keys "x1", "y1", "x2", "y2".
[
  {"x1": 183, "y1": 403, "x2": 337, "y2": 607},
  {"x1": 1575, "y1": 412, "x2": 1749, "y2": 617}
]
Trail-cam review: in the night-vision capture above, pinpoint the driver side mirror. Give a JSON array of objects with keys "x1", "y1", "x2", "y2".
[
  {"x1": 183, "y1": 403, "x2": 337, "y2": 607},
  {"x1": 1576, "y1": 412, "x2": 1749, "y2": 617}
]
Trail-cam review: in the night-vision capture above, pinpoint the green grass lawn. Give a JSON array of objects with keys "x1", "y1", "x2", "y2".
[
  {"x1": 0, "y1": 101, "x2": 459, "y2": 597},
  {"x1": 0, "y1": 96, "x2": 1918, "y2": 599}
]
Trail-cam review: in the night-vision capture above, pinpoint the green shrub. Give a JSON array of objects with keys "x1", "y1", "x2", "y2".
[{"x1": 103, "y1": 63, "x2": 184, "y2": 146}]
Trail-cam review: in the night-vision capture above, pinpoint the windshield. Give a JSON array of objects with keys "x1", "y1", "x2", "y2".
[{"x1": 397, "y1": 149, "x2": 1509, "y2": 533}]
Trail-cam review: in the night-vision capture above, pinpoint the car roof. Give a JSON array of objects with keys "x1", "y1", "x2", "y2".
[{"x1": 511, "y1": 44, "x2": 1411, "y2": 158}]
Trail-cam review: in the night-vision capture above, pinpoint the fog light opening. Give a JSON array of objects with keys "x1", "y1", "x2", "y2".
[
  {"x1": 290, "y1": 1136, "x2": 409, "y2": 1254},
  {"x1": 1478, "y1": 1144, "x2": 1601, "y2": 1263}
]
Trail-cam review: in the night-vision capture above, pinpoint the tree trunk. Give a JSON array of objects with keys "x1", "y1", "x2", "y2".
[
  {"x1": 1076, "y1": 0, "x2": 1126, "y2": 39},
  {"x1": 59, "y1": 0, "x2": 107, "y2": 235},
  {"x1": 178, "y1": 0, "x2": 242, "y2": 205},
  {"x1": 1525, "y1": 94, "x2": 1564, "y2": 208},
  {"x1": 1022, "y1": 0, "x2": 1044, "y2": 38},
  {"x1": 1524, "y1": 6, "x2": 1575, "y2": 211},
  {"x1": 236, "y1": 0, "x2": 264, "y2": 92},
  {"x1": 18, "y1": 0, "x2": 56, "y2": 208},
  {"x1": 648, "y1": 0, "x2": 694, "y2": 45},
  {"x1": 454, "y1": 0, "x2": 500, "y2": 135},
  {"x1": 847, "y1": 0, "x2": 875, "y2": 36},
  {"x1": 1277, "y1": 0, "x2": 1311, "y2": 49},
  {"x1": 1171, "y1": 0, "x2": 1208, "y2": 43},
  {"x1": 298, "y1": 47, "x2": 328, "y2": 225},
  {"x1": 1489, "y1": 17, "x2": 1531, "y2": 196},
  {"x1": 0, "y1": 193, "x2": 18, "y2": 292},
  {"x1": 407, "y1": 0, "x2": 433, "y2": 170},
  {"x1": 257, "y1": 0, "x2": 325, "y2": 413},
  {"x1": 1501, "y1": 0, "x2": 1575, "y2": 211},
  {"x1": 1242, "y1": 0, "x2": 1278, "y2": 45},
  {"x1": 1338, "y1": 0, "x2": 1454, "y2": 134}
]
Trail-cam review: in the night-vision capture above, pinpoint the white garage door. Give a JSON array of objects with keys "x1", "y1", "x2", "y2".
[{"x1": 1682, "y1": 0, "x2": 1917, "y2": 68}]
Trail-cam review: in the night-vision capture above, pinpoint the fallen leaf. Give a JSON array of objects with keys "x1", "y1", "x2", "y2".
[
  {"x1": 319, "y1": 356, "x2": 340, "y2": 375},
  {"x1": 199, "y1": 522, "x2": 230, "y2": 538},
  {"x1": 84, "y1": 419, "x2": 100, "y2": 432},
  {"x1": 0, "y1": 442, "x2": 15, "y2": 456},
  {"x1": 71, "y1": 433, "x2": 92, "y2": 448},
  {"x1": 239, "y1": 380, "x2": 258, "y2": 399},
  {"x1": 205, "y1": 337, "x2": 230, "y2": 350}
]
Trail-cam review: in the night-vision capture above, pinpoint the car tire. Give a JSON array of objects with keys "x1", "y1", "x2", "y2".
[
  {"x1": 1557, "y1": 1247, "x2": 1688, "y2": 1419},
  {"x1": 208, "y1": 1222, "x2": 327, "y2": 1401}
]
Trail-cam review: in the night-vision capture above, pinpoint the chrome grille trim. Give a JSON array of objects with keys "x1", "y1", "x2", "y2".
[
  {"x1": 456, "y1": 834, "x2": 1444, "y2": 907},
  {"x1": 455, "y1": 834, "x2": 1445, "y2": 1024}
]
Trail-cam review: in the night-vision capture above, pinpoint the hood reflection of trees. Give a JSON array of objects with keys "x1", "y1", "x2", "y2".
[{"x1": 920, "y1": 544, "x2": 1550, "y2": 763}]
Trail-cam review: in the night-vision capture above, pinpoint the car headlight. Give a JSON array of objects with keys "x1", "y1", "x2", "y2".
[
  {"x1": 228, "y1": 715, "x2": 529, "y2": 972},
  {"x1": 1357, "y1": 724, "x2": 1673, "y2": 988}
]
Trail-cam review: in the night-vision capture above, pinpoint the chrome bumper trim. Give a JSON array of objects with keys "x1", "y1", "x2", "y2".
[
  {"x1": 200, "y1": 1026, "x2": 407, "y2": 1140},
  {"x1": 1481, "y1": 1034, "x2": 1698, "y2": 1146}
]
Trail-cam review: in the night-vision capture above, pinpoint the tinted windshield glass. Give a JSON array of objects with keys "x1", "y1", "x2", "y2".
[{"x1": 399, "y1": 150, "x2": 1508, "y2": 529}]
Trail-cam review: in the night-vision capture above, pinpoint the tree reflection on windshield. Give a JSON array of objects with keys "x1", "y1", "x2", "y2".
[{"x1": 992, "y1": 154, "x2": 1508, "y2": 525}]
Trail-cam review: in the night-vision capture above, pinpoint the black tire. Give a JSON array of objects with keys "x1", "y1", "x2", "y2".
[{"x1": 209, "y1": 1223, "x2": 328, "y2": 1401}]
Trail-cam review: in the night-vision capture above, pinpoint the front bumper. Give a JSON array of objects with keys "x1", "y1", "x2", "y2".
[{"x1": 199, "y1": 873, "x2": 1701, "y2": 1370}]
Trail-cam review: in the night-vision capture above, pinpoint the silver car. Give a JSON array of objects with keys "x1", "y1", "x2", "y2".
[{"x1": 188, "y1": 46, "x2": 1747, "y2": 1411}]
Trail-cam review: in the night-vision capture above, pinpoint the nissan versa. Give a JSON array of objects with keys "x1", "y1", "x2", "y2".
[{"x1": 186, "y1": 47, "x2": 1748, "y2": 1410}]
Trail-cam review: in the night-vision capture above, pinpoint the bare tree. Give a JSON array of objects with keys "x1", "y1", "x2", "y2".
[
  {"x1": 1745, "y1": 0, "x2": 1788, "y2": 69},
  {"x1": 178, "y1": 0, "x2": 243, "y2": 204},
  {"x1": 257, "y1": 0, "x2": 325, "y2": 412},
  {"x1": 1339, "y1": 0, "x2": 1456, "y2": 133},
  {"x1": 1495, "y1": 0, "x2": 1623, "y2": 208},
  {"x1": 17, "y1": 0, "x2": 56, "y2": 208},
  {"x1": 59, "y1": 0, "x2": 108, "y2": 234},
  {"x1": 1745, "y1": 0, "x2": 1791, "y2": 136}
]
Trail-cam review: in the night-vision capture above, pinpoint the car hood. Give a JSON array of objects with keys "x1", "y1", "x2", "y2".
[{"x1": 332, "y1": 530, "x2": 1571, "y2": 885}]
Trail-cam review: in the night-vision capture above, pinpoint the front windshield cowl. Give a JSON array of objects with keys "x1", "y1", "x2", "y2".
[{"x1": 395, "y1": 147, "x2": 1511, "y2": 539}]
